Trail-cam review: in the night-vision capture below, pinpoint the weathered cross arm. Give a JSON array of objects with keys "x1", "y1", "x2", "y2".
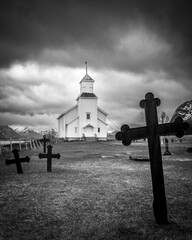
[
  {"x1": 5, "y1": 156, "x2": 30, "y2": 165},
  {"x1": 158, "y1": 118, "x2": 189, "y2": 138},
  {"x1": 51, "y1": 154, "x2": 61, "y2": 159},
  {"x1": 18, "y1": 157, "x2": 30, "y2": 163},
  {"x1": 116, "y1": 117, "x2": 189, "y2": 146},
  {"x1": 116, "y1": 125, "x2": 147, "y2": 146},
  {"x1": 5, "y1": 159, "x2": 16, "y2": 165},
  {"x1": 5, "y1": 149, "x2": 30, "y2": 174},
  {"x1": 39, "y1": 153, "x2": 47, "y2": 159}
]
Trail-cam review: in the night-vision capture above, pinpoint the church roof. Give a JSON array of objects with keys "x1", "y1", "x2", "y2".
[
  {"x1": 80, "y1": 74, "x2": 94, "y2": 83},
  {"x1": 76, "y1": 92, "x2": 98, "y2": 100},
  {"x1": 57, "y1": 105, "x2": 77, "y2": 119},
  {"x1": 98, "y1": 107, "x2": 108, "y2": 116},
  {"x1": 83, "y1": 124, "x2": 94, "y2": 128},
  {"x1": 80, "y1": 92, "x2": 97, "y2": 98}
]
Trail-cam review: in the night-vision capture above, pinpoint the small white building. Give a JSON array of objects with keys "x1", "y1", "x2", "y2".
[{"x1": 57, "y1": 72, "x2": 108, "y2": 141}]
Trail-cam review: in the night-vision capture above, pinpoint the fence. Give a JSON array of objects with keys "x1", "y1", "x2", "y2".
[{"x1": 0, "y1": 138, "x2": 42, "y2": 155}]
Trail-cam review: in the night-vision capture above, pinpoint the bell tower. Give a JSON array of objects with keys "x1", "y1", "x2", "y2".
[
  {"x1": 79, "y1": 62, "x2": 94, "y2": 93},
  {"x1": 77, "y1": 62, "x2": 98, "y2": 138}
]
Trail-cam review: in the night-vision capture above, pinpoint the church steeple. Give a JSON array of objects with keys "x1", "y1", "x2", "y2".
[{"x1": 79, "y1": 62, "x2": 95, "y2": 94}]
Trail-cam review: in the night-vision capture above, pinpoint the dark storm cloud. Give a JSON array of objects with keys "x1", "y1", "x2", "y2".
[
  {"x1": 0, "y1": 0, "x2": 192, "y2": 78},
  {"x1": 0, "y1": 0, "x2": 192, "y2": 130}
]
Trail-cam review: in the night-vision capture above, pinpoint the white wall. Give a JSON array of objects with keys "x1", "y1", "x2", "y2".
[
  {"x1": 98, "y1": 110, "x2": 106, "y2": 122},
  {"x1": 58, "y1": 106, "x2": 78, "y2": 138},
  {"x1": 78, "y1": 98, "x2": 98, "y2": 137},
  {"x1": 80, "y1": 81, "x2": 94, "y2": 93},
  {"x1": 97, "y1": 118, "x2": 107, "y2": 139},
  {"x1": 67, "y1": 118, "x2": 79, "y2": 138},
  {"x1": 65, "y1": 107, "x2": 78, "y2": 124},
  {"x1": 58, "y1": 117, "x2": 65, "y2": 138}
]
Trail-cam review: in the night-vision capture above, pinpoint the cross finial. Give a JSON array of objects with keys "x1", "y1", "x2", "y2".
[{"x1": 85, "y1": 61, "x2": 88, "y2": 74}]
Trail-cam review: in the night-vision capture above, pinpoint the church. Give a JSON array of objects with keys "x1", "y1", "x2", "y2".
[{"x1": 57, "y1": 67, "x2": 108, "y2": 141}]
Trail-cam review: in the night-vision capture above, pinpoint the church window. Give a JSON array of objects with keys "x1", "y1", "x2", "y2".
[
  {"x1": 98, "y1": 128, "x2": 100, "y2": 133},
  {"x1": 86, "y1": 113, "x2": 90, "y2": 120},
  {"x1": 75, "y1": 127, "x2": 78, "y2": 133}
]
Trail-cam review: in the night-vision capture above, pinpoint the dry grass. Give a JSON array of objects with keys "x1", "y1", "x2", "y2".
[{"x1": 0, "y1": 140, "x2": 192, "y2": 240}]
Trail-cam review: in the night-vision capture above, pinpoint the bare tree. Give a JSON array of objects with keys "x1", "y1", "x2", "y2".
[
  {"x1": 160, "y1": 112, "x2": 170, "y2": 144},
  {"x1": 160, "y1": 111, "x2": 169, "y2": 124},
  {"x1": 45, "y1": 129, "x2": 58, "y2": 143}
]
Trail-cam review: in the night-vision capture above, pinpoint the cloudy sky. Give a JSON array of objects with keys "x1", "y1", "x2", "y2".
[{"x1": 0, "y1": 0, "x2": 192, "y2": 131}]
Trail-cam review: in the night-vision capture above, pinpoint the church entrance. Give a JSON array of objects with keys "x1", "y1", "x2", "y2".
[{"x1": 84, "y1": 125, "x2": 94, "y2": 137}]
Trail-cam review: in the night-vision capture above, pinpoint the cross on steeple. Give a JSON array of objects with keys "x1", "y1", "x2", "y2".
[{"x1": 85, "y1": 61, "x2": 88, "y2": 74}]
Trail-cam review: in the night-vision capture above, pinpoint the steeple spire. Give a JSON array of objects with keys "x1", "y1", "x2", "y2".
[{"x1": 85, "y1": 61, "x2": 88, "y2": 74}]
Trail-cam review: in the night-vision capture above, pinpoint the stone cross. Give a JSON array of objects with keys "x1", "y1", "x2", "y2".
[
  {"x1": 39, "y1": 145, "x2": 60, "y2": 172},
  {"x1": 5, "y1": 149, "x2": 30, "y2": 174},
  {"x1": 40, "y1": 135, "x2": 50, "y2": 153},
  {"x1": 116, "y1": 92, "x2": 189, "y2": 224}
]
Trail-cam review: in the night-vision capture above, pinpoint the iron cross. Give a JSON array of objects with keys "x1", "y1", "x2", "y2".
[
  {"x1": 5, "y1": 149, "x2": 30, "y2": 174},
  {"x1": 39, "y1": 145, "x2": 61, "y2": 172},
  {"x1": 116, "y1": 92, "x2": 189, "y2": 224},
  {"x1": 40, "y1": 135, "x2": 50, "y2": 153}
]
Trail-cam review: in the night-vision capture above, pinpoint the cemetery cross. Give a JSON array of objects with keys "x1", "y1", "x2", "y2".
[
  {"x1": 39, "y1": 145, "x2": 61, "y2": 172},
  {"x1": 40, "y1": 135, "x2": 50, "y2": 153},
  {"x1": 163, "y1": 138, "x2": 171, "y2": 156},
  {"x1": 116, "y1": 92, "x2": 189, "y2": 224},
  {"x1": 5, "y1": 149, "x2": 30, "y2": 174}
]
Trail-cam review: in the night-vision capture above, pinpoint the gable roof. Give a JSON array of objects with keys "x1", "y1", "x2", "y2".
[
  {"x1": 80, "y1": 74, "x2": 94, "y2": 83},
  {"x1": 98, "y1": 107, "x2": 108, "y2": 116},
  {"x1": 98, "y1": 118, "x2": 108, "y2": 125},
  {"x1": 66, "y1": 116, "x2": 79, "y2": 126},
  {"x1": 76, "y1": 92, "x2": 98, "y2": 101},
  {"x1": 57, "y1": 105, "x2": 77, "y2": 119}
]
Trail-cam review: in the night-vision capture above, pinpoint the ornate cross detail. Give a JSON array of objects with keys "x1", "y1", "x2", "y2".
[
  {"x1": 39, "y1": 145, "x2": 60, "y2": 172},
  {"x1": 5, "y1": 149, "x2": 30, "y2": 174},
  {"x1": 116, "y1": 92, "x2": 189, "y2": 224}
]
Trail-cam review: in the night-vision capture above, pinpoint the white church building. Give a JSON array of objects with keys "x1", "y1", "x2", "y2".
[{"x1": 57, "y1": 70, "x2": 108, "y2": 141}]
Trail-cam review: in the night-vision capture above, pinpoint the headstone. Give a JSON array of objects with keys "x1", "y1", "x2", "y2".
[
  {"x1": 116, "y1": 92, "x2": 189, "y2": 224},
  {"x1": 5, "y1": 149, "x2": 30, "y2": 174},
  {"x1": 39, "y1": 145, "x2": 60, "y2": 172},
  {"x1": 163, "y1": 138, "x2": 171, "y2": 156}
]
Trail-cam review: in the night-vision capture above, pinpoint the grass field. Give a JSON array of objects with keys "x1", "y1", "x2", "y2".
[{"x1": 0, "y1": 139, "x2": 192, "y2": 240}]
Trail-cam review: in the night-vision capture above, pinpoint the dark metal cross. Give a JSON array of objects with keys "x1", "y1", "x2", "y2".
[
  {"x1": 5, "y1": 149, "x2": 30, "y2": 174},
  {"x1": 40, "y1": 135, "x2": 50, "y2": 153},
  {"x1": 163, "y1": 138, "x2": 171, "y2": 156},
  {"x1": 39, "y1": 145, "x2": 61, "y2": 172},
  {"x1": 116, "y1": 92, "x2": 189, "y2": 224}
]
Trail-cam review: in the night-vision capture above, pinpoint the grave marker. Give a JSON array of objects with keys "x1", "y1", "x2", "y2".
[
  {"x1": 5, "y1": 149, "x2": 30, "y2": 174},
  {"x1": 40, "y1": 135, "x2": 50, "y2": 153},
  {"x1": 163, "y1": 138, "x2": 171, "y2": 156},
  {"x1": 39, "y1": 145, "x2": 60, "y2": 172},
  {"x1": 116, "y1": 92, "x2": 189, "y2": 224}
]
